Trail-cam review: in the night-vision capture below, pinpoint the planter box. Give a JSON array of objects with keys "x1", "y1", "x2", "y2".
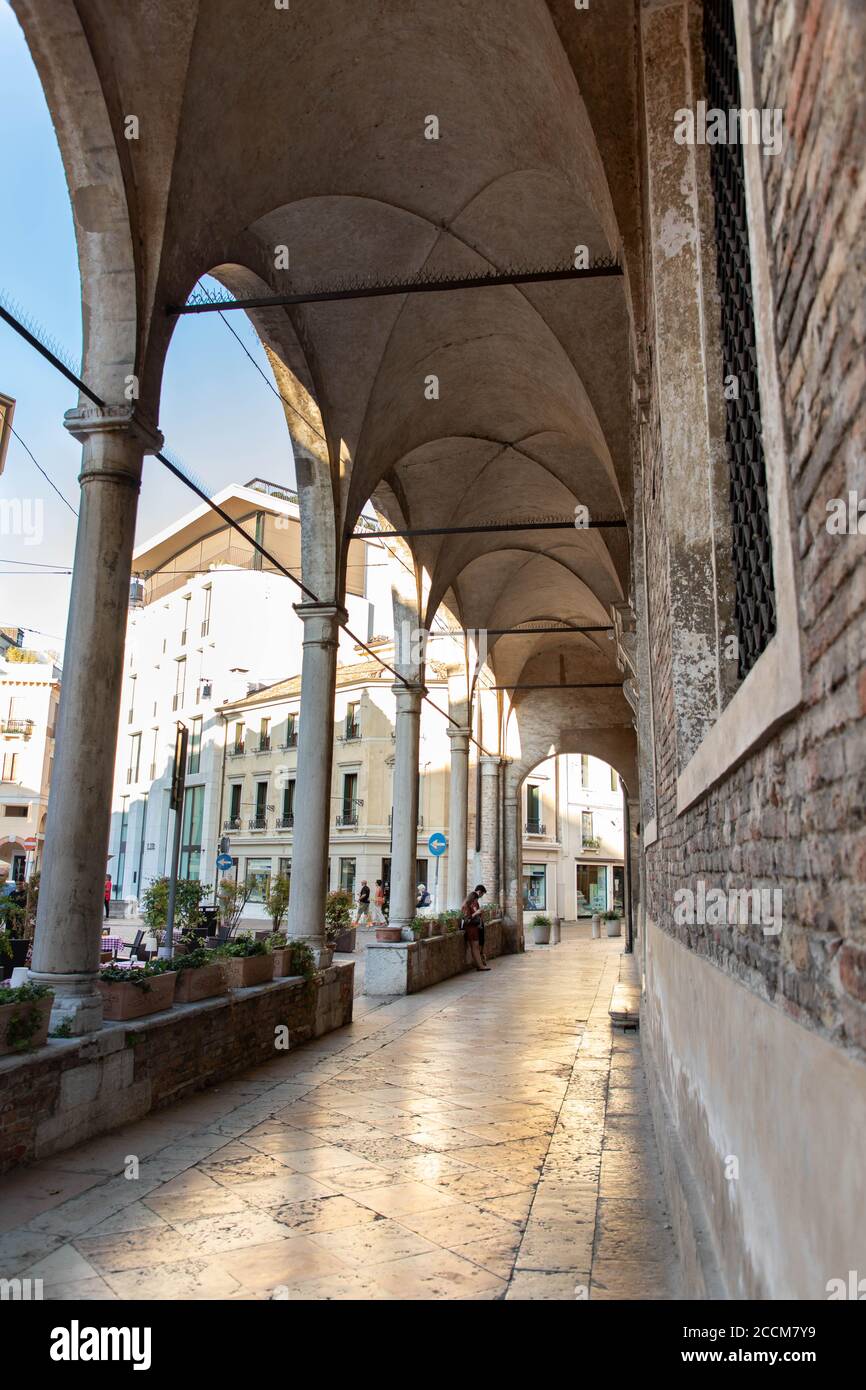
[
  {"x1": 0, "y1": 993, "x2": 52, "y2": 1055},
  {"x1": 532, "y1": 923, "x2": 551, "y2": 945},
  {"x1": 97, "y1": 971, "x2": 178, "y2": 1021},
  {"x1": 605, "y1": 918, "x2": 623, "y2": 938},
  {"x1": 332, "y1": 928, "x2": 356, "y2": 953},
  {"x1": 270, "y1": 947, "x2": 292, "y2": 978},
  {"x1": 220, "y1": 955, "x2": 275, "y2": 989},
  {"x1": 375, "y1": 927, "x2": 402, "y2": 943},
  {"x1": 174, "y1": 963, "x2": 227, "y2": 1004}
]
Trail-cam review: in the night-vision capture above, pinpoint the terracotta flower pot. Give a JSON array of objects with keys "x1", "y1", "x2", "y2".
[
  {"x1": 97, "y1": 971, "x2": 177, "y2": 1021},
  {"x1": 174, "y1": 963, "x2": 227, "y2": 1003},
  {"x1": 221, "y1": 954, "x2": 275, "y2": 988},
  {"x1": 375, "y1": 927, "x2": 402, "y2": 943},
  {"x1": 0, "y1": 993, "x2": 52, "y2": 1055}
]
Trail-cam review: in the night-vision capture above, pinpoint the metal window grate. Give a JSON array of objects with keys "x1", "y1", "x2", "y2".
[{"x1": 703, "y1": 0, "x2": 776, "y2": 678}]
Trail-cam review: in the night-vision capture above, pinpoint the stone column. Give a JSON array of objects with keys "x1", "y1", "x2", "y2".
[
  {"x1": 286, "y1": 601, "x2": 346, "y2": 965},
  {"x1": 502, "y1": 793, "x2": 523, "y2": 949},
  {"x1": 446, "y1": 725, "x2": 470, "y2": 908},
  {"x1": 389, "y1": 681, "x2": 425, "y2": 936},
  {"x1": 478, "y1": 756, "x2": 502, "y2": 897},
  {"x1": 31, "y1": 405, "x2": 162, "y2": 1034}
]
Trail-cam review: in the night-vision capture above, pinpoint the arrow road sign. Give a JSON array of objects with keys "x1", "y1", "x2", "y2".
[
  {"x1": 216, "y1": 853, "x2": 233, "y2": 871},
  {"x1": 428, "y1": 832, "x2": 447, "y2": 857}
]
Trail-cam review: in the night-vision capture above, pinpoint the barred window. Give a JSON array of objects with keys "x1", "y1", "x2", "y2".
[{"x1": 703, "y1": 0, "x2": 776, "y2": 677}]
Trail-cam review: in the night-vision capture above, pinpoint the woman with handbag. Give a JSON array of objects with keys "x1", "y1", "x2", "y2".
[{"x1": 461, "y1": 884, "x2": 490, "y2": 971}]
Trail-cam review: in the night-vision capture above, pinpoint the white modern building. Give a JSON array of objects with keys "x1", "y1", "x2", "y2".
[
  {"x1": 0, "y1": 631, "x2": 61, "y2": 883},
  {"x1": 105, "y1": 479, "x2": 390, "y2": 910},
  {"x1": 520, "y1": 753, "x2": 625, "y2": 920}
]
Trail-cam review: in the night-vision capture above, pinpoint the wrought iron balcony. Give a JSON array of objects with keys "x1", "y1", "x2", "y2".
[
  {"x1": 256, "y1": 737, "x2": 271, "y2": 753},
  {"x1": 2, "y1": 719, "x2": 34, "y2": 737},
  {"x1": 525, "y1": 820, "x2": 546, "y2": 835},
  {"x1": 223, "y1": 818, "x2": 241, "y2": 831},
  {"x1": 581, "y1": 835, "x2": 601, "y2": 850},
  {"x1": 280, "y1": 733, "x2": 298, "y2": 750},
  {"x1": 248, "y1": 816, "x2": 269, "y2": 831},
  {"x1": 229, "y1": 743, "x2": 246, "y2": 757},
  {"x1": 336, "y1": 800, "x2": 362, "y2": 827},
  {"x1": 276, "y1": 815, "x2": 294, "y2": 830},
  {"x1": 340, "y1": 722, "x2": 361, "y2": 742}
]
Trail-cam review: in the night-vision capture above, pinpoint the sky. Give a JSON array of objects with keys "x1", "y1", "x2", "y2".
[{"x1": 0, "y1": 1, "x2": 294, "y2": 655}]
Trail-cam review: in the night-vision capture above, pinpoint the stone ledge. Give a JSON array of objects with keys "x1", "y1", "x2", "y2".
[
  {"x1": 365, "y1": 919, "x2": 509, "y2": 996},
  {"x1": 0, "y1": 964, "x2": 354, "y2": 1173}
]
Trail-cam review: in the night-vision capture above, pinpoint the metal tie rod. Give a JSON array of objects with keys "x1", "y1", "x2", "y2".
[
  {"x1": 168, "y1": 262, "x2": 623, "y2": 315},
  {"x1": 356, "y1": 519, "x2": 627, "y2": 539}
]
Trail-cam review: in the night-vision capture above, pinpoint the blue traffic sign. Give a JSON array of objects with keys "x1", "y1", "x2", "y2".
[
  {"x1": 428, "y1": 832, "x2": 447, "y2": 857},
  {"x1": 216, "y1": 853, "x2": 233, "y2": 871}
]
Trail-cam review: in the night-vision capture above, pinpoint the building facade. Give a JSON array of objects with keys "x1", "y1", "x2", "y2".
[
  {"x1": 105, "y1": 480, "x2": 389, "y2": 909},
  {"x1": 0, "y1": 634, "x2": 60, "y2": 883},
  {"x1": 521, "y1": 754, "x2": 625, "y2": 920}
]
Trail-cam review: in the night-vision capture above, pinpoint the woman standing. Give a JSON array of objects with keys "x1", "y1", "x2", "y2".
[
  {"x1": 461, "y1": 884, "x2": 490, "y2": 971},
  {"x1": 371, "y1": 878, "x2": 386, "y2": 925}
]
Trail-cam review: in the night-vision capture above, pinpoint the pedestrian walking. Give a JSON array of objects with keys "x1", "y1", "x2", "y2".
[
  {"x1": 104, "y1": 874, "x2": 112, "y2": 920},
  {"x1": 354, "y1": 879, "x2": 372, "y2": 927},
  {"x1": 461, "y1": 884, "x2": 490, "y2": 971},
  {"x1": 371, "y1": 878, "x2": 386, "y2": 925}
]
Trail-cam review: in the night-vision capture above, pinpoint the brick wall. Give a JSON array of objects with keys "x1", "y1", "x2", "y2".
[
  {"x1": 643, "y1": 1, "x2": 866, "y2": 1054},
  {"x1": 0, "y1": 965, "x2": 354, "y2": 1173}
]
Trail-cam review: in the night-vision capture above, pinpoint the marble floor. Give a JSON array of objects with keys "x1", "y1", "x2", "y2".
[{"x1": 0, "y1": 927, "x2": 680, "y2": 1300}]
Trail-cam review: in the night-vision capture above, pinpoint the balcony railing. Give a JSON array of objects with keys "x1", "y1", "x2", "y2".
[
  {"x1": 276, "y1": 815, "x2": 294, "y2": 830},
  {"x1": 280, "y1": 733, "x2": 298, "y2": 750},
  {"x1": 581, "y1": 835, "x2": 601, "y2": 850},
  {"x1": 525, "y1": 820, "x2": 546, "y2": 835},
  {"x1": 1, "y1": 719, "x2": 34, "y2": 737},
  {"x1": 223, "y1": 818, "x2": 241, "y2": 831},
  {"x1": 200, "y1": 618, "x2": 210, "y2": 637},
  {"x1": 229, "y1": 743, "x2": 246, "y2": 757},
  {"x1": 248, "y1": 816, "x2": 269, "y2": 831},
  {"x1": 336, "y1": 800, "x2": 362, "y2": 827},
  {"x1": 340, "y1": 723, "x2": 361, "y2": 742},
  {"x1": 256, "y1": 737, "x2": 271, "y2": 753}
]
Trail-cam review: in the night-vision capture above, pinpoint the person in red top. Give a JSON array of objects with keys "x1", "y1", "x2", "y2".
[
  {"x1": 461, "y1": 884, "x2": 490, "y2": 972},
  {"x1": 104, "y1": 875, "x2": 112, "y2": 920}
]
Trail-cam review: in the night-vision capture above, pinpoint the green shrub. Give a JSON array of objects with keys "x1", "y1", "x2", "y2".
[
  {"x1": 0, "y1": 982, "x2": 53, "y2": 1052},
  {"x1": 215, "y1": 933, "x2": 267, "y2": 959},
  {"x1": 324, "y1": 889, "x2": 353, "y2": 940}
]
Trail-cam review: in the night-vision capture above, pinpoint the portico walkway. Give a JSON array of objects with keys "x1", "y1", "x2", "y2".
[{"x1": 0, "y1": 929, "x2": 679, "y2": 1300}]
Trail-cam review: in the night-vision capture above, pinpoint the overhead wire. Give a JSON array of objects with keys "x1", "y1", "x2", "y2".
[{"x1": 0, "y1": 293, "x2": 493, "y2": 752}]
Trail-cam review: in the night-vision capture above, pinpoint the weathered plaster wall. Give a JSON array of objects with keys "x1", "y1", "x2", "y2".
[{"x1": 644, "y1": 919, "x2": 866, "y2": 1298}]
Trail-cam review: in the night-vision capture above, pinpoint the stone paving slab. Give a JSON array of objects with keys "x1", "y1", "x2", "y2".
[{"x1": 0, "y1": 926, "x2": 679, "y2": 1299}]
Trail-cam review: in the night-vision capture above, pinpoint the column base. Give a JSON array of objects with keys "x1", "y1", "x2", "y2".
[{"x1": 30, "y1": 971, "x2": 104, "y2": 1036}]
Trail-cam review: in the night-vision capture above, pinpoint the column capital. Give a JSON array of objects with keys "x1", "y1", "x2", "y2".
[
  {"x1": 392, "y1": 680, "x2": 426, "y2": 711},
  {"x1": 292, "y1": 600, "x2": 347, "y2": 622},
  {"x1": 64, "y1": 404, "x2": 163, "y2": 454},
  {"x1": 447, "y1": 724, "x2": 471, "y2": 745},
  {"x1": 481, "y1": 754, "x2": 505, "y2": 773}
]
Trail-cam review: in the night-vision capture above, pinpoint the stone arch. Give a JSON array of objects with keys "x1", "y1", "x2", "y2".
[{"x1": 12, "y1": 0, "x2": 140, "y2": 406}]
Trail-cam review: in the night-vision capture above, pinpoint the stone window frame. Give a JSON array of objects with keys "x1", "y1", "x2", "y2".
[{"x1": 675, "y1": 0, "x2": 803, "y2": 814}]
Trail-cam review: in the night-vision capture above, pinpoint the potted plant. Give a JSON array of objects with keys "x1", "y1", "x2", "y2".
[
  {"x1": 325, "y1": 889, "x2": 355, "y2": 952},
  {"x1": 438, "y1": 909, "x2": 461, "y2": 936},
  {"x1": 215, "y1": 876, "x2": 254, "y2": 940},
  {"x1": 0, "y1": 981, "x2": 53, "y2": 1054},
  {"x1": 265, "y1": 931, "x2": 292, "y2": 977},
  {"x1": 604, "y1": 910, "x2": 623, "y2": 938},
  {"x1": 170, "y1": 946, "x2": 228, "y2": 1003},
  {"x1": 96, "y1": 960, "x2": 178, "y2": 1021},
  {"x1": 265, "y1": 873, "x2": 291, "y2": 935},
  {"x1": 141, "y1": 876, "x2": 212, "y2": 951},
  {"x1": 0, "y1": 895, "x2": 30, "y2": 978},
  {"x1": 409, "y1": 915, "x2": 430, "y2": 941},
  {"x1": 285, "y1": 939, "x2": 316, "y2": 980},
  {"x1": 215, "y1": 933, "x2": 275, "y2": 988},
  {"x1": 532, "y1": 913, "x2": 552, "y2": 945}
]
